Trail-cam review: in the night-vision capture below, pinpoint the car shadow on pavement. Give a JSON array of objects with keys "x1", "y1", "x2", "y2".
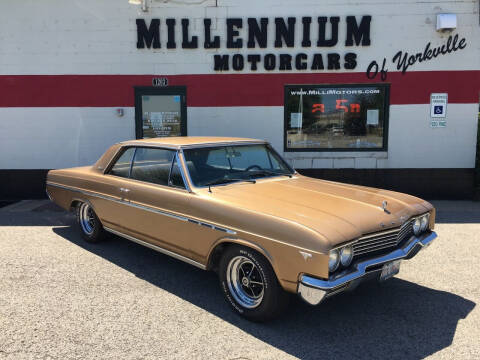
[{"x1": 52, "y1": 224, "x2": 475, "y2": 360}]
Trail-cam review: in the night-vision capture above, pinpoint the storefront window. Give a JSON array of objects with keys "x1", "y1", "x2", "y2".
[{"x1": 284, "y1": 84, "x2": 389, "y2": 151}]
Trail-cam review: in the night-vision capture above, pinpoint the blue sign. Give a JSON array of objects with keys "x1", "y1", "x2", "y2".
[
  {"x1": 430, "y1": 93, "x2": 447, "y2": 118},
  {"x1": 434, "y1": 105, "x2": 444, "y2": 115}
]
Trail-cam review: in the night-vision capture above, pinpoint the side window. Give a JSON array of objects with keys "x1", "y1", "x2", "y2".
[
  {"x1": 169, "y1": 156, "x2": 186, "y2": 189},
  {"x1": 131, "y1": 148, "x2": 175, "y2": 186},
  {"x1": 108, "y1": 148, "x2": 135, "y2": 178}
]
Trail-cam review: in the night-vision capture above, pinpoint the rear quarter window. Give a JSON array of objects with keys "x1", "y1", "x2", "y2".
[{"x1": 108, "y1": 148, "x2": 135, "y2": 178}]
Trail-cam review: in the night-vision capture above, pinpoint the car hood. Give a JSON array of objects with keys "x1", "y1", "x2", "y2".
[{"x1": 206, "y1": 175, "x2": 432, "y2": 248}]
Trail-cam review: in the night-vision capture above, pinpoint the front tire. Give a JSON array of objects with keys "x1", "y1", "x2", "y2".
[
  {"x1": 219, "y1": 245, "x2": 289, "y2": 322},
  {"x1": 76, "y1": 202, "x2": 106, "y2": 243}
]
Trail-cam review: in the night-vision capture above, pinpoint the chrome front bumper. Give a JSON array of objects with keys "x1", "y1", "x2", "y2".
[{"x1": 298, "y1": 231, "x2": 438, "y2": 305}]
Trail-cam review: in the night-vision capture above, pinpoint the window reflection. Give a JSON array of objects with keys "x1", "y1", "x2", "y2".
[{"x1": 285, "y1": 85, "x2": 389, "y2": 150}]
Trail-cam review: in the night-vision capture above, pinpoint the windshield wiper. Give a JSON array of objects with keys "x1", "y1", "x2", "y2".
[
  {"x1": 248, "y1": 169, "x2": 293, "y2": 178},
  {"x1": 204, "y1": 177, "x2": 256, "y2": 192}
]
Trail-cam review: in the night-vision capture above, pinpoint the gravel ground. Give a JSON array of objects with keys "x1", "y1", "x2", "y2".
[{"x1": 0, "y1": 201, "x2": 479, "y2": 360}]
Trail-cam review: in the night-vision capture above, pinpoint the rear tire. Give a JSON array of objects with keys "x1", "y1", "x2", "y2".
[
  {"x1": 76, "y1": 202, "x2": 106, "y2": 243},
  {"x1": 219, "y1": 245, "x2": 289, "y2": 322}
]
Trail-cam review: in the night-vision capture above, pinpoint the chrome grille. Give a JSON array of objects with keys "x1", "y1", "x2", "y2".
[{"x1": 353, "y1": 219, "x2": 414, "y2": 257}]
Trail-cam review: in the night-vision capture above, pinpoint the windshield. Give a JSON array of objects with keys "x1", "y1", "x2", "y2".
[{"x1": 182, "y1": 144, "x2": 294, "y2": 187}]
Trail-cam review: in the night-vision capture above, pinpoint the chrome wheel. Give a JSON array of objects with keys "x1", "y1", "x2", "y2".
[
  {"x1": 226, "y1": 255, "x2": 265, "y2": 309},
  {"x1": 79, "y1": 203, "x2": 95, "y2": 235}
]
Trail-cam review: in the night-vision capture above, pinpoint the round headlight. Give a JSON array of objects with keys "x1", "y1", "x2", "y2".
[
  {"x1": 420, "y1": 214, "x2": 429, "y2": 231},
  {"x1": 329, "y1": 249, "x2": 340, "y2": 272},
  {"x1": 413, "y1": 218, "x2": 422, "y2": 235},
  {"x1": 340, "y1": 245, "x2": 354, "y2": 267}
]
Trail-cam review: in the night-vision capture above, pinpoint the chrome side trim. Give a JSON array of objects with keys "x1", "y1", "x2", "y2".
[
  {"x1": 46, "y1": 182, "x2": 237, "y2": 235},
  {"x1": 104, "y1": 227, "x2": 206, "y2": 270},
  {"x1": 121, "y1": 198, "x2": 189, "y2": 222},
  {"x1": 298, "y1": 231, "x2": 437, "y2": 305},
  {"x1": 187, "y1": 218, "x2": 236, "y2": 234},
  {"x1": 47, "y1": 182, "x2": 117, "y2": 203}
]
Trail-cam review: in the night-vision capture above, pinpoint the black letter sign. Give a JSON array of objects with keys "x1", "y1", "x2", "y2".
[
  {"x1": 345, "y1": 16, "x2": 371, "y2": 46},
  {"x1": 204, "y1": 18, "x2": 220, "y2": 48},
  {"x1": 317, "y1": 17, "x2": 339, "y2": 47},
  {"x1": 344, "y1": 52, "x2": 357, "y2": 69},
  {"x1": 181, "y1": 19, "x2": 198, "y2": 49},
  {"x1": 247, "y1": 54, "x2": 261, "y2": 70},
  {"x1": 136, "y1": 19, "x2": 160, "y2": 49},
  {"x1": 166, "y1": 18, "x2": 176, "y2": 49},
  {"x1": 247, "y1": 18, "x2": 268, "y2": 48},
  {"x1": 232, "y1": 54, "x2": 244, "y2": 70},
  {"x1": 214, "y1": 55, "x2": 229, "y2": 71},
  {"x1": 301, "y1": 17, "x2": 312, "y2": 47},
  {"x1": 274, "y1": 17, "x2": 296, "y2": 47},
  {"x1": 227, "y1": 18, "x2": 243, "y2": 48}
]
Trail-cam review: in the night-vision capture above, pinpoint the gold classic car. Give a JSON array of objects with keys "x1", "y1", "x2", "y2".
[{"x1": 46, "y1": 137, "x2": 437, "y2": 321}]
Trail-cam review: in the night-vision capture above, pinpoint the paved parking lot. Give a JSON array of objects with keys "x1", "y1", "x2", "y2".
[{"x1": 1, "y1": 201, "x2": 479, "y2": 360}]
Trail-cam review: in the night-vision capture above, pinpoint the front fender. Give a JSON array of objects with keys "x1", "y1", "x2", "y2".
[
  {"x1": 206, "y1": 235, "x2": 329, "y2": 294},
  {"x1": 207, "y1": 236, "x2": 275, "y2": 270}
]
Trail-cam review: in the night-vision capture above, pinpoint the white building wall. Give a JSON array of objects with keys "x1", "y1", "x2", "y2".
[
  {"x1": 0, "y1": 0, "x2": 478, "y2": 170},
  {"x1": 0, "y1": 0, "x2": 478, "y2": 74},
  {"x1": 0, "y1": 104, "x2": 476, "y2": 169},
  {"x1": 0, "y1": 108, "x2": 135, "y2": 169}
]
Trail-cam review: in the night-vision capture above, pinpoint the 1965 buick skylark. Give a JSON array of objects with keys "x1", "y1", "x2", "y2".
[{"x1": 46, "y1": 137, "x2": 437, "y2": 321}]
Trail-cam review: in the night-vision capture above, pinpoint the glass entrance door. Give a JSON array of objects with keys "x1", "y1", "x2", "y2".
[{"x1": 134, "y1": 86, "x2": 187, "y2": 139}]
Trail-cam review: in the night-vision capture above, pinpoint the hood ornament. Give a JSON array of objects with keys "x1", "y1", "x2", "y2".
[
  {"x1": 381, "y1": 200, "x2": 391, "y2": 214},
  {"x1": 299, "y1": 251, "x2": 312, "y2": 261}
]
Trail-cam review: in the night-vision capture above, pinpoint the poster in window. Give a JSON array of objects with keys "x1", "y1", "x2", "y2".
[
  {"x1": 367, "y1": 109, "x2": 379, "y2": 126},
  {"x1": 141, "y1": 95, "x2": 182, "y2": 138},
  {"x1": 284, "y1": 84, "x2": 389, "y2": 151}
]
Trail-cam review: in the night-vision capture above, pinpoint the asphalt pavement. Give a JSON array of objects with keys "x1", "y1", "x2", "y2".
[{"x1": 0, "y1": 200, "x2": 479, "y2": 360}]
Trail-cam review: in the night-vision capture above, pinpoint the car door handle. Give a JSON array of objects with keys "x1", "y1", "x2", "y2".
[{"x1": 119, "y1": 188, "x2": 130, "y2": 193}]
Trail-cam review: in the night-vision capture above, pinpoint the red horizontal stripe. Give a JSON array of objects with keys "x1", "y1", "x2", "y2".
[{"x1": 0, "y1": 71, "x2": 478, "y2": 107}]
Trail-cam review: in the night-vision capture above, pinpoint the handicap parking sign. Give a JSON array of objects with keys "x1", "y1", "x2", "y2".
[{"x1": 430, "y1": 93, "x2": 447, "y2": 118}]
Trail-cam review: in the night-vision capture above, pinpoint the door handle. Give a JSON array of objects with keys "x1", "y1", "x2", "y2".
[{"x1": 119, "y1": 188, "x2": 130, "y2": 193}]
